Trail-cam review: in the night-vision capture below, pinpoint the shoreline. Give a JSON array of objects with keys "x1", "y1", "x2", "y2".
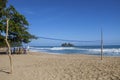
[
  {"x1": 30, "y1": 50, "x2": 120, "y2": 57},
  {"x1": 0, "y1": 52, "x2": 120, "y2": 80},
  {"x1": 1, "y1": 50, "x2": 120, "y2": 58}
]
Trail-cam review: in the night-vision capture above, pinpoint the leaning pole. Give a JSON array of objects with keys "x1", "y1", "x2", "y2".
[
  {"x1": 101, "y1": 28, "x2": 103, "y2": 60},
  {"x1": 5, "y1": 18, "x2": 13, "y2": 74}
]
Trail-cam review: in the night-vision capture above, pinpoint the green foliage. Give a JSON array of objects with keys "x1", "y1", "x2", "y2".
[
  {"x1": 0, "y1": 0, "x2": 7, "y2": 18},
  {"x1": 0, "y1": 2, "x2": 37, "y2": 47},
  {"x1": 0, "y1": 0, "x2": 7, "y2": 9}
]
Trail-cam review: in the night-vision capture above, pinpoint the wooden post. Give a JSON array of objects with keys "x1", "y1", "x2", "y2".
[
  {"x1": 5, "y1": 18, "x2": 13, "y2": 74},
  {"x1": 101, "y1": 28, "x2": 103, "y2": 60}
]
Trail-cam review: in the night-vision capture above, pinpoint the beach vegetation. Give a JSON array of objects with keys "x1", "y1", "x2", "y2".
[
  {"x1": 0, "y1": 0, "x2": 37, "y2": 74},
  {"x1": 0, "y1": 1, "x2": 37, "y2": 47}
]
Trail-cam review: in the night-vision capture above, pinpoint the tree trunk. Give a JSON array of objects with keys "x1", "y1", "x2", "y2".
[{"x1": 5, "y1": 18, "x2": 13, "y2": 74}]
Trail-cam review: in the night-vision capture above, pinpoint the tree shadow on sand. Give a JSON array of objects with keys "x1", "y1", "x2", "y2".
[
  {"x1": 0, "y1": 69, "x2": 10, "y2": 74},
  {"x1": 0, "y1": 52, "x2": 7, "y2": 55}
]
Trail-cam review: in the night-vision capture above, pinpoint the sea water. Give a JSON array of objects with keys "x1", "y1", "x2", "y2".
[{"x1": 30, "y1": 45, "x2": 120, "y2": 56}]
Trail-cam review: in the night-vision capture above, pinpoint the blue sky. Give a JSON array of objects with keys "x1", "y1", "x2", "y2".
[{"x1": 8, "y1": 0, "x2": 120, "y2": 46}]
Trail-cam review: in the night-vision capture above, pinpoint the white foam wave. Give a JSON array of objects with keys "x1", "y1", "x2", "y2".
[
  {"x1": 30, "y1": 47, "x2": 79, "y2": 50},
  {"x1": 50, "y1": 47, "x2": 77, "y2": 50},
  {"x1": 88, "y1": 48, "x2": 120, "y2": 54},
  {"x1": 30, "y1": 47, "x2": 120, "y2": 55},
  {"x1": 30, "y1": 47, "x2": 51, "y2": 50}
]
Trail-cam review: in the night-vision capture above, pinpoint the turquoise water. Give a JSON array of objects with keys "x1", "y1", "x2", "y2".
[{"x1": 30, "y1": 45, "x2": 120, "y2": 56}]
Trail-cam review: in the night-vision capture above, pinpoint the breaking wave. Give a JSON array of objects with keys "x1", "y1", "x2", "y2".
[{"x1": 30, "y1": 46, "x2": 120, "y2": 56}]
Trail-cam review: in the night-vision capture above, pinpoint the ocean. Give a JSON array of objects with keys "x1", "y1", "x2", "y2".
[{"x1": 30, "y1": 45, "x2": 120, "y2": 56}]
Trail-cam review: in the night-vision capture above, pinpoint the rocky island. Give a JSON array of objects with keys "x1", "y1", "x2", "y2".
[{"x1": 61, "y1": 43, "x2": 74, "y2": 47}]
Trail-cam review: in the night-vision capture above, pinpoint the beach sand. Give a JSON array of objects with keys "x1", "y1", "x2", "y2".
[{"x1": 0, "y1": 52, "x2": 120, "y2": 80}]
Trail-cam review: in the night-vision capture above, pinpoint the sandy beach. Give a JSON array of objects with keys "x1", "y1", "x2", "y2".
[{"x1": 0, "y1": 52, "x2": 120, "y2": 80}]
